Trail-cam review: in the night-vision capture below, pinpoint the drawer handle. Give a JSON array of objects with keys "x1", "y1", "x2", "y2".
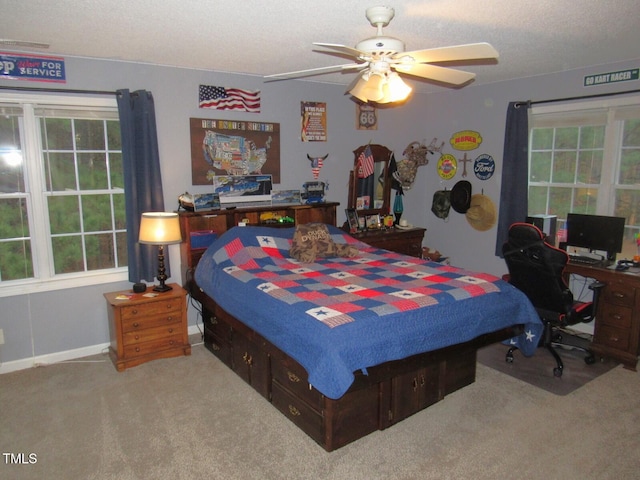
[
  {"x1": 243, "y1": 352, "x2": 253, "y2": 366},
  {"x1": 166, "y1": 303, "x2": 173, "y2": 309},
  {"x1": 135, "y1": 347, "x2": 140, "y2": 352},
  {"x1": 613, "y1": 292, "x2": 626, "y2": 299},
  {"x1": 420, "y1": 374, "x2": 426, "y2": 387},
  {"x1": 287, "y1": 371, "x2": 301, "y2": 383},
  {"x1": 211, "y1": 317, "x2": 218, "y2": 325},
  {"x1": 413, "y1": 378, "x2": 418, "y2": 392},
  {"x1": 167, "y1": 316, "x2": 173, "y2": 322},
  {"x1": 131, "y1": 309, "x2": 138, "y2": 315},
  {"x1": 211, "y1": 344, "x2": 220, "y2": 351},
  {"x1": 612, "y1": 314, "x2": 622, "y2": 321},
  {"x1": 134, "y1": 335, "x2": 140, "y2": 340},
  {"x1": 609, "y1": 336, "x2": 619, "y2": 343},
  {"x1": 168, "y1": 328, "x2": 174, "y2": 333},
  {"x1": 169, "y1": 340, "x2": 175, "y2": 345},
  {"x1": 133, "y1": 322, "x2": 140, "y2": 328},
  {"x1": 288, "y1": 405, "x2": 301, "y2": 417}
]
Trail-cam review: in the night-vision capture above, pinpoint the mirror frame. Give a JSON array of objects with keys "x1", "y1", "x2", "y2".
[{"x1": 348, "y1": 144, "x2": 392, "y2": 219}]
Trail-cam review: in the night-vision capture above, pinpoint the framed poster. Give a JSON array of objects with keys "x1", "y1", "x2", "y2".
[
  {"x1": 301, "y1": 102, "x2": 327, "y2": 141},
  {"x1": 189, "y1": 118, "x2": 281, "y2": 185}
]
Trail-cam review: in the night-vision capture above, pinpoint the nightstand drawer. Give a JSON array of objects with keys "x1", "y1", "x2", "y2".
[
  {"x1": 122, "y1": 312, "x2": 183, "y2": 332},
  {"x1": 123, "y1": 333, "x2": 185, "y2": 358},
  {"x1": 120, "y1": 299, "x2": 182, "y2": 320},
  {"x1": 122, "y1": 323, "x2": 183, "y2": 346}
]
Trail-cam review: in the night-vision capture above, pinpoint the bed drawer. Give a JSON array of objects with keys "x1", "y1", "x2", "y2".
[
  {"x1": 271, "y1": 355, "x2": 324, "y2": 411},
  {"x1": 271, "y1": 381, "x2": 324, "y2": 446}
]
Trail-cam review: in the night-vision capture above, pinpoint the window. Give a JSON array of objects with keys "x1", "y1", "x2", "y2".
[
  {"x1": 528, "y1": 96, "x2": 640, "y2": 259},
  {"x1": 0, "y1": 93, "x2": 126, "y2": 296}
]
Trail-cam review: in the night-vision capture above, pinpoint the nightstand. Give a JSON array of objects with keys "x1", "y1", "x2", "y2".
[{"x1": 104, "y1": 283, "x2": 191, "y2": 371}]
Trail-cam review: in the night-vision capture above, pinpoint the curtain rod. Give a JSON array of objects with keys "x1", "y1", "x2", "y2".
[
  {"x1": 0, "y1": 85, "x2": 118, "y2": 95},
  {"x1": 516, "y1": 88, "x2": 640, "y2": 108}
]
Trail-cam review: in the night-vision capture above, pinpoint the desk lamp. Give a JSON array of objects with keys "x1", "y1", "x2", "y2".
[{"x1": 138, "y1": 212, "x2": 182, "y2": 292}]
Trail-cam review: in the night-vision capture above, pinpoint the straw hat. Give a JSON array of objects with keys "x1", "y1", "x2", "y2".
[{"x1": 465, "y1": 194, "x2": 496, "y2": 231}]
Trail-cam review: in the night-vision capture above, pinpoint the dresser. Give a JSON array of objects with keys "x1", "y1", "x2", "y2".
[
  {"x1": 565, "y1": 263, "x2": 640, "y2": 370},
  {"x1": 104, "y1": 284, "x2": 191, "y2": 371},
  {"x1": 349, "y1": 227, "x2": 426, "y2": 257}
]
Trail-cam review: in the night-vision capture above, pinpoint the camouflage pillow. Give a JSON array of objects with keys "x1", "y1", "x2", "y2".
[{"x1": 290, "y1": 223, "x2": 358, "y2": 263}]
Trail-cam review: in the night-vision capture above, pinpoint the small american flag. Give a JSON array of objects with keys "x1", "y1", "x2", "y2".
[
  {"x1": 199, "y1": 85, "x2": 261, "y2": 113},
  {"x1": 356, "y1": 144, "x2": 375, "y2": 178}
]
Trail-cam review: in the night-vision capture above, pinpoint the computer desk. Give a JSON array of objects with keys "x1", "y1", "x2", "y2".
[{"x1": 565, "y1": 261, "x2": 640, "y2": 370}]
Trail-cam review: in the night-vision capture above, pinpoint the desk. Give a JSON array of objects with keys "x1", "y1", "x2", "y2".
[{"x1": 565, "y1": 262, "x2": 640, "y2": 370}]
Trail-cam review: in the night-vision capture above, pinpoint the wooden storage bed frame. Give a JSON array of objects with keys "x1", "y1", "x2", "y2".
[{"x1": 180, "y1": 205, "x2": 528, "y2": 451}]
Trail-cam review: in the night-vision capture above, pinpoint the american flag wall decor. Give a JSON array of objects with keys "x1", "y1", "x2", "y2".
[{"x1": 199, "y1": 85, "x2": 261, "y2": 113}]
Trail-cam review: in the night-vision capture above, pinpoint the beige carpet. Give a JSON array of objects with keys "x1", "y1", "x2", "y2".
[
  {"x1": 477, "y1": 340, "x2": 619, "y2": 395},
  {"x1": 1, "y1": 334, "x2": 639, "y2": 480}
]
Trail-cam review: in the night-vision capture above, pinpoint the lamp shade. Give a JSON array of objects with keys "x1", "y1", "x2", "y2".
[{"x1": 138, "y1": 212, "x2": 182, "y2": 245}]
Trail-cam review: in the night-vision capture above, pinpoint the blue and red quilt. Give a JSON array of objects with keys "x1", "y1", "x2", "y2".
[{"x1": 195, "y1": 225, "x2": 543, "y2": 399}]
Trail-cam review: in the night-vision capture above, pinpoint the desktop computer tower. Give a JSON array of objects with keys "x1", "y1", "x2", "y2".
[{"x1": 527, "y1": 214, "x2": 557, "y2": 245}]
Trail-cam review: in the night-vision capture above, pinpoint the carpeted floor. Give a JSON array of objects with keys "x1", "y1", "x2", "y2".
[
  {"x1": 477, "y1": 338, "x2": 619, "y2": 395},
  {"x1": 1, "y1": 334, "x2": 639, "y2": 480}
]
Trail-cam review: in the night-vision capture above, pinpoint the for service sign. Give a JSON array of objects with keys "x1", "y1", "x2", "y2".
[{"x1": 1, "y1": 52, "x2": 66, "y2": 83}]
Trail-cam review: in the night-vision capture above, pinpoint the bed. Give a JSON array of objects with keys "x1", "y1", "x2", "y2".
[{"x1": 191, "y1": 223, "x2": 543, "y2": 450}]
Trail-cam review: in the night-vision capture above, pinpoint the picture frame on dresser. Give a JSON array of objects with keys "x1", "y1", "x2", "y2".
[{"x1": 346, "y1": 208, "x2": 359, "y2": 233}]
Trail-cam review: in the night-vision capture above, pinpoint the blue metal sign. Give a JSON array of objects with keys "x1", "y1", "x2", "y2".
[
  {"x1": 474, "y1": 154, "x2": 495, "y2": 180},
  {"x1": 0, "y1": 52, "x2": 66, "y2": 83}
]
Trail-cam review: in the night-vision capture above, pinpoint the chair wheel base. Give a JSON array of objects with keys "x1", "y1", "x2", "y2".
[{"x1": 553, "y1": 366, "x2": 563, "y2": 377}]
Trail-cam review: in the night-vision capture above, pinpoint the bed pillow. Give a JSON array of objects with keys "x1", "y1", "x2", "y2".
[{"x1": 289, "y1": 223, "x2": 358, "y2": 263}]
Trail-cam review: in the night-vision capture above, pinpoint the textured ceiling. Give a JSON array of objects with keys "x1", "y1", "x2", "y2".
[{"x1": 2, "y1": 0, "x2": 640, "y2": 94}]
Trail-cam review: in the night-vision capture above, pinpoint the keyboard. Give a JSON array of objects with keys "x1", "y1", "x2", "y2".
[{"x1": 568, "y1": 254, "x2": 602, "y2": 265}]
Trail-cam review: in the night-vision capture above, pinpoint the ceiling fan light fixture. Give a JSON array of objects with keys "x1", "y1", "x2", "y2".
[
  {"x1": 359, "y1": 72, "x2": 385, "y2": 102},
  {"x1": 348, "y1": 74, "x2": 371, "y2": 102},
  {"x1": 378, "y1": 72, "x2": 412, "y2": 103}
]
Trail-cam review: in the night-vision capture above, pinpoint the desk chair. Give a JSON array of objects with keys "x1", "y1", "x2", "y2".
[{"x1": 502, "y1": 222, "x2": 605, "y2": 377}]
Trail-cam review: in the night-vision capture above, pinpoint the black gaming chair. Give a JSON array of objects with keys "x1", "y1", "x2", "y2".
[{"x1": 502, "y1": 222, "x2": 605, "y2": 377}]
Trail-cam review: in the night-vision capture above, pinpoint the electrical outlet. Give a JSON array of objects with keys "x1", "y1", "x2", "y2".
[{"x1": 0, "y1": 328, "x2": 4, "y2": 345}]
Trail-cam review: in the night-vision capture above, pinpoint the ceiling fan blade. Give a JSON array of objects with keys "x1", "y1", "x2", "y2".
[
  {"x1": 397, "y1": 42, "x2": 499, "y2": 64},
  {"x1": 394, "y1": 63, "x2": 476, "y2": 85},
  {"x1": 264, "y1": 63, "x2": 366, "y2": 82},
  {"x1": 312, "y1": 42, "x2": 364, "y2": 58}
]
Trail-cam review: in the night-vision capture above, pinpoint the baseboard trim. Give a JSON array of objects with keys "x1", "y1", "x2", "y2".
[{"x1": 0, "y1": 325, "x2": 203, "y2": 375}]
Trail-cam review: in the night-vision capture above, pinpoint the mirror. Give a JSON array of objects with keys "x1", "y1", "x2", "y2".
[{"x1": 348, "y1": 144, "x2": 392, "y2": 218}]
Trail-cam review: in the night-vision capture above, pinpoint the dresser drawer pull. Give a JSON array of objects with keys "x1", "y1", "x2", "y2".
[
  {"x1": 169, "y1": 340, "x2": 175, "y2": 346},
  {"x1": 135, "y1": 347, "x2": 140, "y2": 352},
  {"x1": 608, "y1": 336, "x2": 619, "y2": 343},
  {"x1": 288, "y1": 405, "x2": 301, "y2": 417},
  {"x1": 211, "y1": 344, "x2": 220, "y2": 351},
  {"x1": 168, "y1": 328, "x2": 174, "y2": 333},
  {"x1": 133, "y1": 322, "x2": 140, "y2": 328},
  {"x1": 134, "y1": 335, "x2": 140, "y2": 340},
  {"x1": 167, "y1": 316, "x2": 173, "y2": 322},
  {"x1": 131, "y1": 309, "x2": 138, "y2": 315},
  {"x1": 287, "y1": 371, "x2": 301, "y2": 383},
  {"x1": 613, "y1": 292, "x2": 626, "y2": 299},
  {"x1": 413, "y1": 378, "x2": 418, "y2": 392},
  {"x1": 612, "y1": 314, "x2": 622, "y2": 321},
  {"x1": 166, "y1": 303, "x2": 173, "y2": 309}
]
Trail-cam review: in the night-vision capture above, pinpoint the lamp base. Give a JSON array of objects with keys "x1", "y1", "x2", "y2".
[{"x1": 153, "y1": 283, "x2": 173, "y2": 293}]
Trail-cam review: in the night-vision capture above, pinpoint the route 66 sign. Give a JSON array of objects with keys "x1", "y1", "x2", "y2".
[{"x1": 357, "y1": 103, "x2": 377, "y2": 130}]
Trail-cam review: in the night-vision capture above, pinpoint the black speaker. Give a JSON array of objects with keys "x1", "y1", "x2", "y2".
[
  {"x1": 133, "y1": 283, "x2": 147, "y2": 293},
  {"x1": 527, "y1": 215, "x2": 557, "y2": 245}
]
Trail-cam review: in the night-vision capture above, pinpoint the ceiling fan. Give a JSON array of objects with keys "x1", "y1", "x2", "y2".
[{"x1": 264, "y1": 6, "x2": 499, "y2": 104}]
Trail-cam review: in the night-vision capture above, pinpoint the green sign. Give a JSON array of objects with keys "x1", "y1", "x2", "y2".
[{"x1": 584, "y1": 68, "x2": 639, "y2": 87}]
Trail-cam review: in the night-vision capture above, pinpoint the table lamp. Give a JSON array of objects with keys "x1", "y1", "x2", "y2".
[{"x1": 138, "y1": 212, "x2": 182, "y2": 292}]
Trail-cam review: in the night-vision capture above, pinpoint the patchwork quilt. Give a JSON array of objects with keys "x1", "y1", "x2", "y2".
[{"x1": 195, "y1": 225, "x2": 543, "y2": 399}]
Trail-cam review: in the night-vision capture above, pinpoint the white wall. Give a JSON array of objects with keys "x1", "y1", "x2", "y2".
[{"x1": 1, "y1": 53, "x2": 638, "y2": 368}]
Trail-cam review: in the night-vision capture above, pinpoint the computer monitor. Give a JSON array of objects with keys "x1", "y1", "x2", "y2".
[{"x1": 566, "y1": 213, "x2": 625, "y2": 261}]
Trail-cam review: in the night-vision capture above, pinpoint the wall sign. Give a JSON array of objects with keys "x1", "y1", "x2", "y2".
[
  {"x1": 449, "y1": 130, "x2": 482, "y2": 151},
  {"x1": 0, "y1": 51, "x2": 66, "y2": 83},
  {"x1": 437, "y1": 154, "x2": 457, "y2": 180},
  {"x1": 584, "y1": 68, "x2": 639, "y2": 87},
  {"x1": 474, "y1": 154, "x2": 495, "y2": 180}
]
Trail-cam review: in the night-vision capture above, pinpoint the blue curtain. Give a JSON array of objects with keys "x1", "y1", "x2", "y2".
[
  {"x1": 495, "y1": 101, "x2": 530, "y2": 256},
  {"x1": 117, "y1": 89, "x2": 166, "y2": 283}
]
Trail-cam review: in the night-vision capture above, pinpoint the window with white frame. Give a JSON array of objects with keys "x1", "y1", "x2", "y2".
[
  {"x1": 528, "y1": 97, "x2": 640, "y2": 260},
  {"x1": 0, "y1": 93, "x2": 127, "y2": 295}
]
